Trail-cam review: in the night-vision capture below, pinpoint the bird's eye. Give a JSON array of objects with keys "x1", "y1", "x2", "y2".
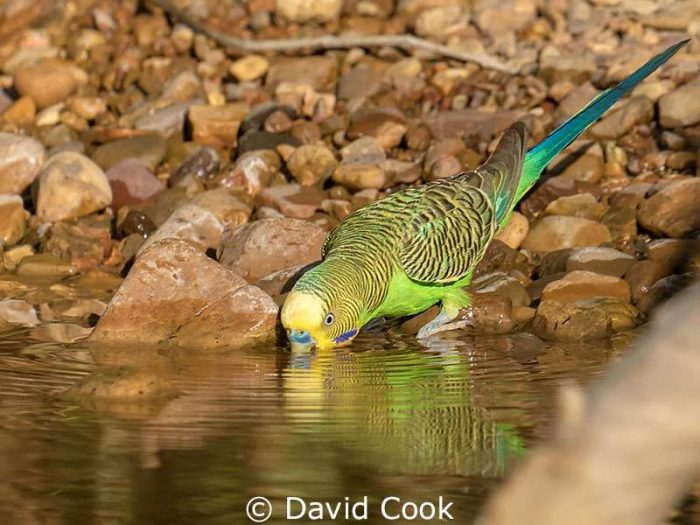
[{"x1": 324, "y1": 313, "x2": 335, "y2": 326}]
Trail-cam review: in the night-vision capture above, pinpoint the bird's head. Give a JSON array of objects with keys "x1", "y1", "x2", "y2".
[{"x1": 281, "y1": 262, "x2": 362, "y2": 350}]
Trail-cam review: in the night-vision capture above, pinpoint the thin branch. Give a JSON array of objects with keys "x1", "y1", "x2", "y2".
[{"x1": 152, "y1": 0, "x2": 519, "y2": 75}]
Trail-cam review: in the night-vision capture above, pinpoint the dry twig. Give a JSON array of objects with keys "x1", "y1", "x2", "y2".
[{"x1": 152, "y1": 0, "x2": 519, "y2": 75}]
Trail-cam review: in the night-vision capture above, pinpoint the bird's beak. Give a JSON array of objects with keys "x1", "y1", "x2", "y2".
[{"x1": 287, "y1": 329, "x2": 315, "y2": 351}]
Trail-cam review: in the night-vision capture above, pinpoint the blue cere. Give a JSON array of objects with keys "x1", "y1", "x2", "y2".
[{"x1": 335, "y1": 329, "x2": 358, "y2": 344}]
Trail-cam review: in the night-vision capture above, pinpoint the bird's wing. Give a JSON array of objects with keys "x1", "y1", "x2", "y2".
[
  {"x1": 398, "y1": 180, "x2": 497, "y2": 283},
  {"x1": 399, "y1": 123, "x2": 527, "y2": 284}
]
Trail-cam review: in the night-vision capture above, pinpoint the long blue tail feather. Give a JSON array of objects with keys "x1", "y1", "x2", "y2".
[{"x1": 517, "y1": 39, "x2": 689, "y2": 201}]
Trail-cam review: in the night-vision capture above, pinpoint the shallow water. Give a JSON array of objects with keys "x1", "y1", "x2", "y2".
[{"x1": 0, "y1": 326, "x2": 690, "y2": 524}]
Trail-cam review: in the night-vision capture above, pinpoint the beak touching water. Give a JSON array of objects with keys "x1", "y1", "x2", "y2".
[{"x1": 287, "y1": 329, "x2": 315, "y2": 350}]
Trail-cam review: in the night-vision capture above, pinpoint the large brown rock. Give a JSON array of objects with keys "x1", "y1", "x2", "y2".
[
  {"x1": 90, "y1": 239, "x2": 278, "y2": 349},
  {"x1": 522, "y1": 216, "x2": 612, "y2": 252},
  {"x1": 218, "y1": 218, "x2": 326, "y2": 282},
  {"x1": 637, "y1": 179, "x2": 700, "y2": 238},
  {"x1": 533, "y1": 299, "x2": 642, "y2": 341},
  {"x1": 0, "y1": 133, "x2": 45, "y2": 195},
  {"x1": 36, "y1": 152, "x2": 112, "y2": 222}
]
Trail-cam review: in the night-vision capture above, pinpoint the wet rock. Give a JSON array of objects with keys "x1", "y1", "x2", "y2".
[
  {"x1": 218, "y1": 150, "x2": 280, "y2": 196},
  {"x1": 636, "y1": 273, "x2": 695, "y2": 314},
  {"x1": 540, "y1": 270, "x2": 631, "y2": 303},
  {"x1": 533, "y1": 299, "x2": 642, "y2": 340},
  {"x1": 520, "y1": 176, "x2": 601, "y2": 219},
  {"x1": 258, "y1": 183, "x2": 324, "y2": 218},
  {"x1": 91, "y1": 239, "x2": 278, "y2": 349},
  {"x1": 266, "y1": 57, "x2": 338, "y2": 92},
  {"x1": 0, "y1": 195, "x2": 27, "y2": 246},
  {"x1": 566, "y1": 247, "x2": 635, "y2": 277},
  {"x1": 16, "y1": 254, "x2": 77, "y2": 280},
  {"x1": 287, "y1": 144, "x2": 338, "y2": 186},
  {"x1": 274, "y1": 0, "x2": 343, "y2": 22},
  {"x1": 218, "y1": 218, "x2": 326, "y2": 282},
  {"x1": 189, "y1": 103, "x2": 249, "y2": 148},
  {"x1": 496, "y1": 211, "x2": 530, "y2": 250},
  {"x1": 141, "y1": 189, "x2": 251, "y2": 253},
  {"x1": 473, "y1": 240, "x2": 522, "y2": 277},
  {"x1": 659, "y1": 83, "x2": 700, "y2": 128},
  {"x1": 426, "y1": 109, "x2": 525, "y2": 142},
  {"x1": 36, "y1": 152, "x2": 112, "y2": 222},
  {"x1": 522, "y1": 216, "x2": 612, "y2": 252},
  {"x1": 66, "y1": 367, "x2": 179, "y2": 400},
  {"x1": 0, "y1": 300, "x2": 39, "y2": 328},
  {"x1": 467, "y1": 293, "x2": 516, "y2": 334},
  {"x1": 0, "y1": 133, "x2": 45, "y2": 195},
  {"x1": 624, "y1": 259, "x2": 673, "y2": 305},
  {"x1": 170, "y1": 147, "x2": 219, "y2": 189},
  {"x1": 637, "y1": 178, "x2": 700, "y2": 238},
  {"x1": 106, "y1": 159, "x2": 165, "y2": 210},
  {"x1": 472, "y1": 272, "x2": 531, "y2": 308},
  {"x1": 229, "y1": 55, "x2": 269, "y2": 81},
  {"x1": 543, "y1": 193, "x2": 607, "y2": 221},
  {"x1": 14, "y1": 59, "x2": 86, "y2": 108},
  {"x1": 589, "y1": 96, "x2": 654, "y2": 139},
  {"x1": 92, "y1": 134, "x2": 167, "y2": 172}
]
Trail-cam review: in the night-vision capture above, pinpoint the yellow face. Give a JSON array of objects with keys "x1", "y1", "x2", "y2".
[{"x1": 281, "y1": 290, "x2": 359, "y2": 349}]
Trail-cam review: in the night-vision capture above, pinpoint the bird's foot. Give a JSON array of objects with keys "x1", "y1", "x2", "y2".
[{"x1": 416, "y1": 308, "x2": 474, "y2": 339}]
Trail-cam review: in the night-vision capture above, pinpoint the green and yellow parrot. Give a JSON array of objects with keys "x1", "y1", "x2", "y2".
[{"x1": 282, "y1": 40, "x2": 688, "y2": 349}]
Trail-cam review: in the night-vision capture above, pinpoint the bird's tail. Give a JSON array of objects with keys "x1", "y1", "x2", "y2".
[{"x1": 516, "y1": 38, "x2": 689, "y2": 202}]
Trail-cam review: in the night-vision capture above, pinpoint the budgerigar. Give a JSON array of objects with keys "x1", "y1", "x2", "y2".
[{"x1": 282, "y1": 40, "x2": 688, "y2": 349}]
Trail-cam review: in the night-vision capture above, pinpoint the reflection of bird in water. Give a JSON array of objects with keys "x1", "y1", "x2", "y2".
[{"x1": 283, "y1": 338, "x2": 526, "y2": 478}]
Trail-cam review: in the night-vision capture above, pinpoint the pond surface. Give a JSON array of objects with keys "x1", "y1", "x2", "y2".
[{"x1": 0, "y1": 327, "x2": 671, "y2": 524}]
